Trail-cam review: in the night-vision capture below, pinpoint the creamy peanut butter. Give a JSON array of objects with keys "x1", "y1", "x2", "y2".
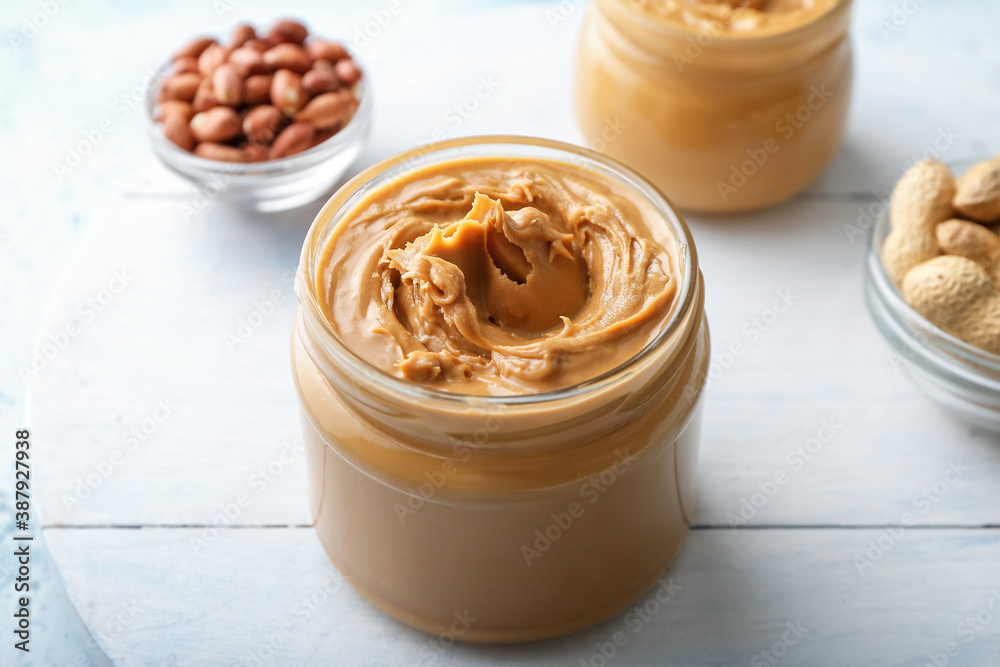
[
  {"x1": 318, "y1": 157, "x2": 680, "y2": 394},
  {"x1": 622, "y1": 0, "x2": 840, "y2": 35}
]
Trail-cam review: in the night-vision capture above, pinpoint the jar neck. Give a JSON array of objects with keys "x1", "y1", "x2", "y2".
[{"x1": 593, "y1": 0, "x2": 852, "y2": 77}]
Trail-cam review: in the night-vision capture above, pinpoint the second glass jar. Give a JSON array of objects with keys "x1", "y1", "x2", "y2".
[{"x1": 575, "y1": 0, "x2": 854, "y2": 213}]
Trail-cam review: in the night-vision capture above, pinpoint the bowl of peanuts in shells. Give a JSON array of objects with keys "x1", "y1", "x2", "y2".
[
  {"x1": 144, "y1": 19, "x2": 371, "y2": 212},
  {"x1": 866, "y1": 155, "x2": 1000, "y2": 431}
]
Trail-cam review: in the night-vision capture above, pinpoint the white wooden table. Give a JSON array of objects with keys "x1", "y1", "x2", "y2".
[{"x1": 7, "y1": 0, "x2": 1000, "y2": 664}]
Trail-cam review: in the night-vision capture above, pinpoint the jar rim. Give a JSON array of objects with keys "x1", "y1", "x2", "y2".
[{"x1": 296, "y1": 135, "x2": 703, "y2": 407}]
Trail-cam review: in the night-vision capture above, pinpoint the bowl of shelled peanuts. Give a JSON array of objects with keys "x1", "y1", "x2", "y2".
[
  {"x1": 143, "y1": 19, "x2": 371, "y2": 212},
  {"x1": 866, "y1": 154, "x2": 1000, "y2": 431}
]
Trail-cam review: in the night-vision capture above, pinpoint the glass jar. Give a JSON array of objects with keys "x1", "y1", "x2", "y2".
[
  {"x1": 865, "y1": 157, "x2": 1000, "y2": 432},
  {"x1": 575, "y1": 0, "x2": 854, "y2": 212},
  {"x1": 291, "y1": 136, "x2": 709, "y2": 642}
]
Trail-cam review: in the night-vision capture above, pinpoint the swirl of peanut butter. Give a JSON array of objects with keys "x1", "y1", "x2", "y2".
[{"x1": 318, "y1": 157, "x2": 679, "y2": 395}]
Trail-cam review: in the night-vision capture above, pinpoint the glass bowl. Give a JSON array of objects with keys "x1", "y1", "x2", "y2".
[
  {"x1": 142, "y1": 57, "x2": 372, "y2": 213},
  {"x1": 865, "y1": 157, "x2": 1000, "y2": 431}
]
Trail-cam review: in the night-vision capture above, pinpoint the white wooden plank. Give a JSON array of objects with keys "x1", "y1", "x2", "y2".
[{"x1": 45, "y1": 526, "x2": 1000, "y2": 666}]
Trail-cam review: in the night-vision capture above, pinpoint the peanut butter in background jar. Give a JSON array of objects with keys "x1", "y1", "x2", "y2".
[
  {"x1": 576, "y1": 0, "x2": 854, "y2": 213},
  {"x1": 292, "y1": 137, "x2": 710, "y2": 642}
]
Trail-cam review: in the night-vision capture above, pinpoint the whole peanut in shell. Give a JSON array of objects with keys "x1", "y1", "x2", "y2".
[
  {"x1": 882, "y1": 160, "x2": 955, "y2": 286},
  {"x1": 953, "y1": 156, "x2": 1000, "y2": 223},
  {"x1": 902, "y1": 255, "x2": 1000, "y2": 355}
]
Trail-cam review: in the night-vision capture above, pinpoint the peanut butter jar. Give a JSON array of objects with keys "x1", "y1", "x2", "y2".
[
  {"x1": 576, "y1": 0, "x2": 854, "y2": 213},
  {"x1": 291, "y1": 136, "x2": 709, "y2": 642}
]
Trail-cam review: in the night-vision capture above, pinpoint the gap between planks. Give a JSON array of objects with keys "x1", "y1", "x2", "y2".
[{"x1": 39, "y1": 523, "x2": 1000, "y2": 530}]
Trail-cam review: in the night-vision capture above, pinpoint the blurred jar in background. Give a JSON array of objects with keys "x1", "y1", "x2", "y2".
[{"x1": 576, "y1": 0, "x2": 854, "y2": 213}]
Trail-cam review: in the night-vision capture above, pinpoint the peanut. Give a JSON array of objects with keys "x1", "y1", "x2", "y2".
[
  {"x1": 212, "y1": 63, "x2": 243, "y2": 106},
  {"x1": 295, "y1": 90, "x2": 355, "y2": 129},
  {"x1": 162, "y1": 113, "x2": 195, "y2": 151},
  {"x1": 243, "y1": 144, "x2": 269, "y2": 163},
  {"x1": 230, "y1": 23, "x2": 256, "y2": 48},
  {"x1": 191, "y1": 77, "x2": 218, "y2": 113},
  {"x1": 175, "y1": 37, "x2": 215, "y2": 60},
  {"x1": 263, "y1": 43, "x2": 311, "y2": 74},
  {"x1": 303, "y1": 61, "x2": 340, "y2": 96},
  {"x1": 158, "y1": 73, "x2": 202, "y2": 103},
  {"x1": 270, "y1": 122, "x2": 314, "y2": 159},
  {"x1": 902, "y1": 255, "x2": 1000, "y2": 355},
  {"x1": 307, "y1": 40, "x2": 348, "y2": 63},
  {"x1": 190, "y1": 107, "x2": 242, "y2": 143},
  {"x1": 244, "y1": 39, "x2": 270, "y2": 53},
  {"x1": 242, "y1": 74, "x2": 274, "y2": 105},
  {"x1": 310, "y1": 125, "x2": 339, "y2": 149},
  {"x1": 194, "y1": 142, "x2": 247, "y2": 162},
  {"x1": 243, "y1": 105, "x2": 285, "y2": 144},
  {"x1": 228, "y1": 47, "x2": 268, "y2": 76},
  {"x1": 268, "y1": 20, "x2": 308, "y2": 45},
  {"x1": 271, "y1": 69, "x2": 305, "y2": 115},
  {"x1": 953, "y1": 156, "x2": 1000, "y2": 223},
  {"x1": 882, "y1": 159, "x2": 955, "y2": 286},
  {"x1": 172, "y1": 56, "x2": 200, "y2": 75},
  {"x1": 198, "y1": 43, "x2": 229, "y2": 76},
  {"x1": 935, "y1": 219, "x2": 1000, "y2": 286},
  {"x1": 155, "y1": 100, "x2": 193, "y2": 123},
  {"x1": 334, "y1": 58, "x2": 362, "y2": 86}
]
